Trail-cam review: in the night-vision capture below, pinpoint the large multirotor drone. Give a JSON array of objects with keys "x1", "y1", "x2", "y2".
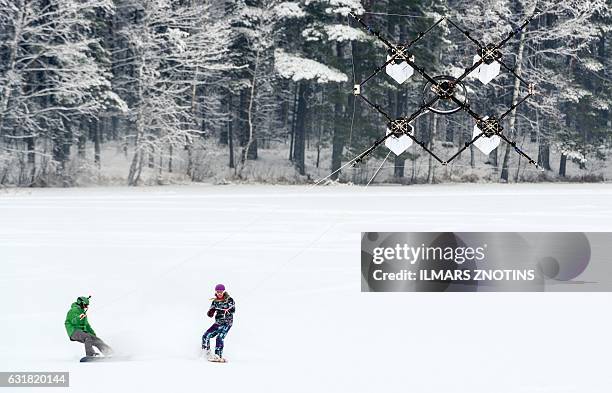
[{"x1": 348, "y1": 11, "x2": 541, "y2": 169}]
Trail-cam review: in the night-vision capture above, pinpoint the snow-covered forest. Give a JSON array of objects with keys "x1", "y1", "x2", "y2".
[{"x1": 0, "y1": 0, "x2": 610, "y2": 186}]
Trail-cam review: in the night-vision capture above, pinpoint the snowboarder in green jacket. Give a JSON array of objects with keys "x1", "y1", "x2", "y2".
[{"x1": 65, "y1": 296, "x2": 112, "y2": 357}]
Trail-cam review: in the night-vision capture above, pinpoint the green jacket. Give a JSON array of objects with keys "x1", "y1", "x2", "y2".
[{"x1": 64, "y1": 302, "x2": 96, "y2": 338}]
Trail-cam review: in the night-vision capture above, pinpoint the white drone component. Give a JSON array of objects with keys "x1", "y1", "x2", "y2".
[
  {"x1": 473, "y1": 116, "x2": 500, "y2": 154},
  {"x1": 385, "y1": 55, "x2": 414, "y2": 84},
  {"x1": 385, "y1": 123, "x2": 414, "y2": 155},
  {"x1": 471, "y1": 55, "x2": 500, "y2": 85}
]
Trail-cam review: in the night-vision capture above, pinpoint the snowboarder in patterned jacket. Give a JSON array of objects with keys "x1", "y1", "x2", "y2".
[
  {"x1": 65, "y1": 296, "x2": 113, "y2": 357},
  {"x1": 202, "y1": 284, "x2": 235, "y2": 361}
]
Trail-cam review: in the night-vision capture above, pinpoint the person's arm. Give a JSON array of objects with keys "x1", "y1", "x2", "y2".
[
  {"x1": 226, "y1": 297, "x2": 235, "y2": 314},
  {"x1": 84, "y1": 319, "x2": 96, "y2": 336},
  {"x1": 65, "y1": 308, "x2": 79, "y2": 331},
  {"x1": 206, "y1": 301, "x2": 216, "y2": 317},
  {"x1": 67, "y1": 307, "x2": 93, "y2": 334},
  {"x1": 218, "y1": 298, "x2": 235, "y2": 317},
  {"x1": 68, "y1": 309, "x2": 80, "y2": 326},
  {"x1": 68, "y1": 307, "x2": 85, "y2": 327}
]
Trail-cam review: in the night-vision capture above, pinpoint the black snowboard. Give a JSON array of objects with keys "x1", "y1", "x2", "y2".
[{"x1": 80, "y1": 355, "x2": 130, "y2": 362}]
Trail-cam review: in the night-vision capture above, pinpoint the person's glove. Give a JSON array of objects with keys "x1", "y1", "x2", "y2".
[
  {"x1": 207, "y1": 309, "x2": 215, "y2": 318},
  {"x1": 79, "y1": 313, "x2": 86, "y2": 320}
]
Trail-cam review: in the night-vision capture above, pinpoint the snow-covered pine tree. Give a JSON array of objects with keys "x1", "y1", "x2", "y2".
[
  {"x1": 0, "y1": 0, "x2": 118, "y2": 185},
  {"x1": 446, "y1": 0, "x2": 514, "y2": 170},
  {"x1": 274, "y1": 0, "x2": 365, "y2": 176},
  {"x1": 108, "y1": 0, "x2": 230, "y2": 185},
  {"x1": 552, "y1": 2, "x2": 611, "y2": 178},
  {"x1": 497, "y1": 0, "x2": 606, "y2": 181},
  {"x1": 446, "y1": 0, "x2": 607, "y2": 181},
  {"x1": 219, "y1": 0, "x2": 266, "y2": 163}
]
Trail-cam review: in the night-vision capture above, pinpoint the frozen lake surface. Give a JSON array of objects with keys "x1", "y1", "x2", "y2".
[{"x1": 1, "y1": 183, "x2": 611, "y2": 393}]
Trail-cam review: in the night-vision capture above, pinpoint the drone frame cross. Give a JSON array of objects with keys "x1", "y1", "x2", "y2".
[{"x1": 348, "y1": 11, "x2": 541, "y2": 168}]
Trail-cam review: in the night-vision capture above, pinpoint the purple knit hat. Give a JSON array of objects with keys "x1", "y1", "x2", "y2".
[{"x1": 215, "y1": 284, "x2": 225, "y2": 292}]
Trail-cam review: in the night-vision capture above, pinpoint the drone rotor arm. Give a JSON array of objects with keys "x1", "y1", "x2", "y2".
[
  {"x1": 358, "y1": 94, "x2": 394, "y2": 122},
  {"x1": 404, "y1": 16, "x2": 446, "y2": 48},
  {"x1": 353, "y1": 132, "x2": 395, "y2": 164},
  {"x1": 497, "y1": 132, "x2": 539, "y2": 168},
  {"x1": 409, "y1": 133, "x2": 445, "y2": 164},
  {"x1": 352, "y1": 97, "x2": 439, "y2": 164},
  {"x1": 445, "y1": 132, "x2": 485, "y2": 164},
  {"x1": 359, "y1": 55, "x2": 401, "y2": 87},
  {"x1": 498, "y1": 91, "x2": 533, "y2": 122},
  {"x1": 409, "y1": 95, "x2": 440, "y2": 123},
  {"x1": 403, "y1": 57, "x2": 440, "y2": 87},
  {"x1": 446, "y1": 18, "x2": 483, "y2": 49},
  {"x1": 453, "y1": 56, "x2": 487, "y2": 87},
  {"x1": 402, "y1": 98, "x2": 445, "y2": 164},
  {"x1": 350, "y1": 13, "x2": 441, "y2": 89},
  {"x1": 447, "y1": 94, "x2": 483, "y2": 123},
  {"x1": 494, "y1": 9, "x2": 541, "y2": 51},
  {"x1": 497, "y1": 59, "x2": 531, "y2": 86},
  {"x1": 349, "y1": 13, "x2": 397, "y2": 51}
]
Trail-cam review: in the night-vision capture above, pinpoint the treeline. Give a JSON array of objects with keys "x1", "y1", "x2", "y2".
[{"x1": 0, "y1": 0, "x2": 610, "y2": 186}]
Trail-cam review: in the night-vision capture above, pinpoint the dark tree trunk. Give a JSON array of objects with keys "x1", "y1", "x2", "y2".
[
  {"x1": 315, "y1": 96, "x2": 323, "y2": 168},
  {"x1": 238, "y1": 89, "x2": 248, "y2": 146},
  {"x1": 148, "y1": 146, "x2": 155, "y2": 168},
  {"x1": 237, "y1": 87, "x2": 257, "y2": 160},
  {"x1": 289, "y1": 83, "x2": 298, "y2": 161},
  {"x1": 26, "y1": 135, "x2": 35, "y2": 183},
  {"x1": 500, "y1": 27, "x2": 527, "y2": 182},
  {"x1": 488, "y1": 148, "x2": 498, "y2": 167},
  {"x1": 78, "y1": 118, "x2": 87, "y2": 159},
  {"x1": 242, "y1": 51, "x2": 261, "y2": 162},
  {"x1": 54, "y1": 118, "x2": 72, "y2": 170},
  {"x1": 228, "y1": 94, "x2": 235, "y2": 169},
  {"x1": 559, "y1": 153, "x2": 567, "y2": 177},
  {"x1": 330, "y1": 38, "x2": 350, "y2": 181},
  {"x1": 26, "y1": 136, "x2": 35, "y2": 165},
  {"x1": 392, "y1": 86, "x2": 406, "y2": 180},
  {"x1": 470, "y1": 144, "x2": 475, "y2": 168},
  {"x1": 93, "y1": 118, "x2": 101, "y2": 168},
  {"x1": 219, "y1": 95, "x2": 229, "y2": 146},
  {"x1": 330, "y1": 99, "x2": 344, "y2": 181},
  {"x1": 485, "y1": 85, "x2": 498, "y2": 168},
  {"x1": 244, "y1": 138, "x2": 257, "y2": 160},
  {"x1": 228, "y1": 129, "x2": 235, "y2": 168},
  {"x1": 394, "y1": 155, "x2": 405, "y2": 178},
  {"x1": 294, "y1": 82, "x2": 310, "y2": 176},
  {"x1": 538, "y1": 141, "x2": 551, "y2": 171},
  {"x1": 427, "y1": 114, "x2": 437, "y2": 184},
  {"x1": 455, "y1": 119, "x2": 463, "y2": 161}
]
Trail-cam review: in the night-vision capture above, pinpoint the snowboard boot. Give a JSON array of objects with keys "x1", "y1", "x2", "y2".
[
  {"x1": 211, "y1": 350, "x2": 226, "y2": 362},
  {"x1": 207, "y1": 351, "x2": 224, "y2": 362},
  {"x1": 209, "y1": 354, "x2": 226, "y2": 362}
]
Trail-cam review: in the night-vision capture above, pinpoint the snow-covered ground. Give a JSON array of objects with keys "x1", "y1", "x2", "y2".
[{"x1": 1, "y1": 183, "x2": 612, "y2": 393}]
